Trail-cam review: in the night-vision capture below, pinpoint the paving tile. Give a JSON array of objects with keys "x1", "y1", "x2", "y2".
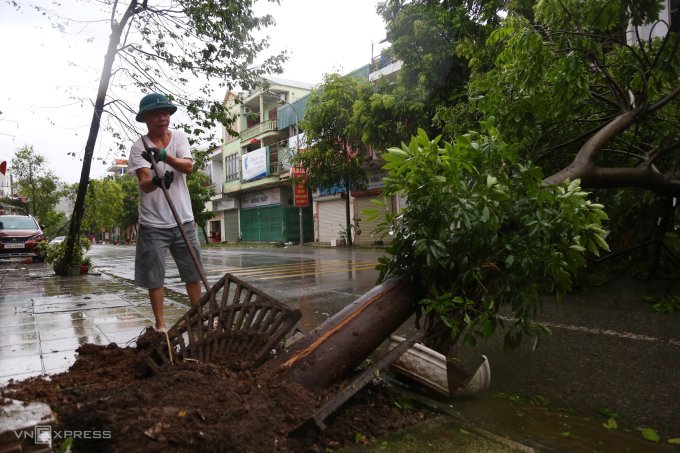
[
  {"x1": 0, "y1": 332, "x2": 39, "y2": 348},
  {"x1": 32, "y1": 294, "x2": 129, "y2": 314},
  {"x1": 38, "y1": 326, "x2": 102, "y2": 342},
  {"x1": 97, "y1": 319, "x2": 152, "y2": 335},
  {"x1": 0, "y1": 306, "x2": 32, "y2": 317},
  {"x1": 0, "y1": 342, "x2": 41, "y2": 360},
  {"x1": 0, "y1": 315, "x2": 37, "y2": 328},
  {"x1": 81, "y1": 307, "x2": 146, "y2": 323},
  {"x1": 42, "y1": 350, "x2": 78, "y2": 374},
  {"x1": 0, "y1": 370, "x2": 42, "y2": 387},
  {"x1": 40, "y1": 335, "x2": 108, "y2": 354},
  {"x1": 0, "y1": 322, "x2": 37, "y2": 335},
  {"x1": 0, "y1": 297, "x2": 33, "y2": 308},
  {"x1": 0, "y1": 355, "x2": 42, "y2": 377},
  {"x1": 105, "y1": 329, "x2": 148, "y2": 347},
  {"x1": 34, "y1": 312, "x2": 91, "y2": 330}
]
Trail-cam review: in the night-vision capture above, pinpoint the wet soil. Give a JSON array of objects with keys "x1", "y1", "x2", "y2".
[{"x1": 1, "y1": 330, "x2": 433, "y2": 452}]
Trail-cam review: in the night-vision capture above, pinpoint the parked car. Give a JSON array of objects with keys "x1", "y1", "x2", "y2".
[
  {"x1": 50, "y1": 236, "x2": 66, "y2": 245},
  {"x1": 0, "y1": 214, "x2": 47, "y2": 260}
]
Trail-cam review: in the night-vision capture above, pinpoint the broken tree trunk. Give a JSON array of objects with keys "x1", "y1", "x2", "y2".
[{"x1": 268, "y1": 275, "x2": 419, "y2": 389}]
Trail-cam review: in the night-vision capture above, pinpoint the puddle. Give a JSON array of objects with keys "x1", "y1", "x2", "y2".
[{"x1": 32, "y1": 294, "x2": 130, "y2": 314}]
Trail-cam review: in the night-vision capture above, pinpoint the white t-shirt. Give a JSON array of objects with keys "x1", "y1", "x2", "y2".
[{"x1": 127, "y1": 130, "x2": 194, "y2": 228}]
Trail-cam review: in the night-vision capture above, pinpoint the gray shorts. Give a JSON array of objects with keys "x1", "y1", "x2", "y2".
[{"x1": 135, "y1": 222, "x2": 203, "y2": 289}]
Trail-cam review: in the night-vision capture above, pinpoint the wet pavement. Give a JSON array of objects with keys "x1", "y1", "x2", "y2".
[
  {"x1": 1, "y1": 244, "x2": 679, "y2": 452},
  {"x1": 0, "y1": 259, "x2": 189, "y2": 385}
]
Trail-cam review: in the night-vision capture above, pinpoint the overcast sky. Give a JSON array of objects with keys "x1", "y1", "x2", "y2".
[{"x1": 0, "y1": 0, "x2": 388, "y2": 184}]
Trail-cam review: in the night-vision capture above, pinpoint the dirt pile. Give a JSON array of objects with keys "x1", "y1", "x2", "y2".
[{"x1": 2, "y1": 332, "x2": 433, "y2": 452}]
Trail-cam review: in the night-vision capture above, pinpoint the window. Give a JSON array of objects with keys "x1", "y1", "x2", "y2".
[{"x1": 226, "y1": 153, "x2": 239, "y2": 181}]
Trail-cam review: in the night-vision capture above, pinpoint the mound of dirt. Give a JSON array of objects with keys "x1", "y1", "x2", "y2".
[{"x1": 2, "y1": 331, "x2": 433, "y2": 452}]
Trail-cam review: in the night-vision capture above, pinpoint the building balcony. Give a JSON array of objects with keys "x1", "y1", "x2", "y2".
[
  {"x1": 240, "y1": 120, "x2": 279, "y2": 144},
  {"x1": 369, "y1": 54, "x2": 402, "y2": 82}
]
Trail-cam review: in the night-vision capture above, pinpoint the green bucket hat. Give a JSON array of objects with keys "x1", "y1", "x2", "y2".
[{"x1": 136, "y1": 93, "x2": 177, "y2": 122}]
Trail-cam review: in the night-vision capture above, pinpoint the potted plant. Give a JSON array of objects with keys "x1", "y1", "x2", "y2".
[{"x1": 37, "y1": 236, "x2": 92, "y2": 276}]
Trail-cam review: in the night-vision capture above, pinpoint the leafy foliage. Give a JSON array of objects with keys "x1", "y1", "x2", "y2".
[
  {"x1": 37, "y1": 235, "x2": 92, "y2": 268},
  {"x1": 187, "y1": 148, "x2": 216, "y2": 235},
  {"x1": 10, "y1": 145, "x2": 66, "y2": 233},
  {"x1": 375, "y1": 0, "x2": 680, "y2": 285},
  {"x1": 465, "y1": 2, "x2": 680, "y2": 193},
  {"x1": 118, "y1": 174, "x2": 140, "y2": 234},
  {"x1": 350, "y1": 79, "x2": 427, "y2": 151},
  {"x1": 292, "y1": 73, "x2": 369, "y2": 244},
  {"x1": 375, "y1": 126, "x2": 609, "y2": 350},
  {"x1": 81, "y1": 177, "x2": 124, "y2": 237}
]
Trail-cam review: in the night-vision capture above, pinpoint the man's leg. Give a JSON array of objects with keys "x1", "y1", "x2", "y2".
[
  {"x1": 149, "y1": 287, "x2": 166, "y2": 329},
  {"x1": 171, "y1": 222, "x2": 204, "y2": 307},
  {"x1": 186, "y1": 281, "x2": 201, "y2": 306}
]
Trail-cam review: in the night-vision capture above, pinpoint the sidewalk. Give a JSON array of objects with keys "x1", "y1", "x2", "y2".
[{"x1": 0, "y1": 260, "x2": 188, "y2": 386}]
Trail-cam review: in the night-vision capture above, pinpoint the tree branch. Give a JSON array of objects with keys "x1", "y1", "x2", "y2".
[
  {"x1": 647, "y1": 84, "x2": 680, "y2": 115},
  {"x1": 543, "y1": 108, "x2": 640, "y2": 185}
]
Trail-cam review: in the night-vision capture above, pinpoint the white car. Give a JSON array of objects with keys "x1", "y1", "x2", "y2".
[{"x1": 49, "y1": 236, "x2": 66, "y2": 244}]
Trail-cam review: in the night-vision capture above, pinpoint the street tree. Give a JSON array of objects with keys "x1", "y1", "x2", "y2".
[
  {"x1": 81, "y1": 177, "x2": 124, "y2": 240},
  {"x1": 9, "y1": 0, "x2": 286, "y2": 275},
  {"x1": 10, "y1": 146, "x2": 45, "y2": 216},
  {"x1": 188, "y1": 148, "x2": 216, "y2": 242},
  {"x1": 370, "y1": 1, "x2": 679, "y2": 353},
  {"x1": 466, "y1": 1, "x2": 680, "y2": 195},
  {"x1": 350, "y1": 79, "x2": 427, "y2": 152},
  {"x1": 10, "y1": 146, "x2": 63, "y2": 222},
  {"x1": 376, "y1": 126, "x2": 609, "y2": 353},
  {"x1": 462, "y1": 1, "x2": 680, "y2": 275},
  {"x1": 372, "y1": 0, "x2": 530, "y2": 140},
  {"x1": 292, "y1": 73, "x2": 368, "y2": 245},
  {"x1": 118, "y1": 175, "x2": 140, "y2": 242}
]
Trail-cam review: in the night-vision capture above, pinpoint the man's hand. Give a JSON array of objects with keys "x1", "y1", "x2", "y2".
[
  {"x1": 142, "y1": 147, "x2": 167, "y2": 163},
  {"x1": 152, "y1": 171, "x2": 174, "y2": 189}
]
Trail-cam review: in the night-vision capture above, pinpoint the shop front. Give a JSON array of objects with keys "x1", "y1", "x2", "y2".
[{"x1": 239, "y1": 188, "x2": 312, "y2": 243}]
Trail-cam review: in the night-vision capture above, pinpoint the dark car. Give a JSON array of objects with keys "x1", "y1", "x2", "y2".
[{"x1": 0, "y1": 214, "x2": 47, "y2": 260}]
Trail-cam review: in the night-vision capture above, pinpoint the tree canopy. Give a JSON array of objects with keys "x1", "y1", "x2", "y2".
[
  {"x1": 466, "y1": 1, "x2": 680, "y2": 195},
  {"x1": 10, "y1": 0, "x2": 286, "y2": 274},
  {"x1": 377, "y1": 126, "x2": 609, "y2": 351},
  {"x1": 10, "y1": 145, "x2": 65, "y2": 229},
  {"x1": 292, "y1": 73, "x2": 369, "y2": 245},
  {"x1": 365, "y1": 0, "x2": 680, "y2": 352}
]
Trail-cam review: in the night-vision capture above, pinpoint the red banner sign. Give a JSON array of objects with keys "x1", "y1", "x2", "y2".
[{"x1": 291, "y1": 169, "x2": 308, "y2": 207}]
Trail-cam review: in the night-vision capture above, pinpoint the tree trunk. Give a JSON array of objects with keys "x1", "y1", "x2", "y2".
[
  {"x1": 269, "y1": 275, "x2": 418, "y2": 389},
  {"x1": 344, "y1": 173, "x2": 352, "y2": 246},
  {"x1": 59, "y1": 2, "x2": 138, "y2": 274}
]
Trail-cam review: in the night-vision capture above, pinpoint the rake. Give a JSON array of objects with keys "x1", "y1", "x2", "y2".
[{"x1": 142, "y1": 272, "x2": 301, "y2": 373}]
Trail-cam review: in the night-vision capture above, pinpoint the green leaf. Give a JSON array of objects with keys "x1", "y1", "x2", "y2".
[
  {"x1": 481, "y1": 206, "x2": 490, "y2": 222},
  {"x1": 641, "y1": 427, "x2": 660, "y2": 443},
  {"x1": 603, "y1": 418, "x2": 618, "y2": 430},
  {"x1": 459, "y1": 428, "x2": 471, "y2": 435},
  {"x1": 561, "y1": 432, "x2": 571, "y2": 437},
  {"x1": 668, "y1": 438, "x2": 680, "y2": 445},
  {"x1": 60, "y1": 437, "x2": 74, "y2": 453}
]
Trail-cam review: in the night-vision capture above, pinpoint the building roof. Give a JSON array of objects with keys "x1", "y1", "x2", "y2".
[{"x1": 260, "y1": 76, "x2": 315, "y2": 91}]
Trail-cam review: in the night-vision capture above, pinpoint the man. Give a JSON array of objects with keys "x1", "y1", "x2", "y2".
[{"x1": 127, "y1": 93, "x2": 203, "y2": 332}]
